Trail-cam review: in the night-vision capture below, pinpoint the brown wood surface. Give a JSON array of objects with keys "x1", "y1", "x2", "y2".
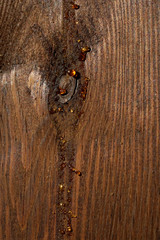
[{"x1": 0, "y1": 0, "x2": 160, "y2": 239}]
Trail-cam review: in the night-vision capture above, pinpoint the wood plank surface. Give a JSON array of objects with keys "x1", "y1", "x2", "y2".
[{"x1": 0, "y1": 0, "x2": 159, "y2": 239}]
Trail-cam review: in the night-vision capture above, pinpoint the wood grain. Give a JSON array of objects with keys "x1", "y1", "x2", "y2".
[{"x1": 0, "y1": 0, "x2": 159, "y2": 240}]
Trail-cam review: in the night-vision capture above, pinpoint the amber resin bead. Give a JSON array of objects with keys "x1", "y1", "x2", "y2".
[
  {"x1": 81, "y1": 46, "x2": 91, "y2": 53},
  {"x1": 67, "y1": 69, "x2": 77, "y2": 77},
  {"x1": 59, "y1": 88, "x2": 67, "y2": 95},
  {"x1": 71, "y1": 3, "x2": 80, "y2": 9},
  {"x1": 66, "y1": 225, "x2": 72, "y2": 232},
  {"x1": 58, "y1": 73, "x2": 78, "y2": 104}
]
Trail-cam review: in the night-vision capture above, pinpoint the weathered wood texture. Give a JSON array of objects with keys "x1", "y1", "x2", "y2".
[{"x1": 0, "y1": 0, "x2": 159, "y2": 239}]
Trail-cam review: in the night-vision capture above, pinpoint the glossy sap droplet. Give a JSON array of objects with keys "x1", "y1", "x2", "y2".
[
  {"x1": 70, "y1": 167, "x2": 82, "y2": 176},
  {"x1": 81, "y1": 88, "x2": 87, "y2": 100},
  {"x1": 60, "y1": 137, "x2": 66, "y2": 145},
  {"x1": 80, "y1": 79, "x2": 89, "y2": 100},
  {"x1": 68, "y1": 69, "x2": 77, "y2": 77},
  {"x1": 58, "y1": 107, "x2": 63, "y2": 112},
  {"x1": 62, "y1": 140, "x2": 66, "y2": 144},
  {"x1": 68, "y1": 211, "x2": 77, "y2": 218},
  {"x1": 72, "y1": 3, "x2": 80, "y2": 9},
  {"x1": 59, "y1": 184, "x2": 64, "y2": 190},
  {"x1": 58, "y1": 73, "x2": 78, "y2": 104},
  {"x1": 59, "y1": 202, "x2": 65, "y2": 207},
  {"x1": 81, "y1": 46, "x2": 91, "y2": 53},
  {"x1": 66, "y1": 226, "x2": 72, "y2": 232},
  {"x1": 79, "y1": 47, "x2": 91, "y2": 61},
  {"x1": 76, "y1": 171, "x2": 82, "y2": 176},
  {"x1": 59, "y1": 88, "x2": 67, "y2": 95}
]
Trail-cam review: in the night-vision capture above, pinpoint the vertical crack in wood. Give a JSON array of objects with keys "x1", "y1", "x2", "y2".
[{"x1": 54, "y1": 1, "x2": 82, "y2": 239}]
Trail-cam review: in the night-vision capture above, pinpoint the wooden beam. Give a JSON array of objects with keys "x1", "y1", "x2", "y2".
[{"x1": 0, "y1": 0, "x2": 159, "y2": 239}]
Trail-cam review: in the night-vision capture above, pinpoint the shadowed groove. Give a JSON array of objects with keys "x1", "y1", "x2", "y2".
[{"x1": 74, "y1": 0, "x2": 159, "y2": 239}]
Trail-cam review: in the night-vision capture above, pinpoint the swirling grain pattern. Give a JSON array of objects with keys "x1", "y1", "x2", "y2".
[{"x1": 0, "y1": 0, "x2": 159, "y2": 239}]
